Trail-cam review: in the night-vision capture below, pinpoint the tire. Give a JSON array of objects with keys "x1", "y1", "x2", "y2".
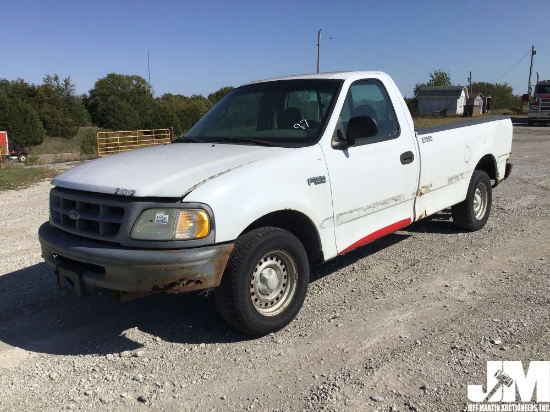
[
  {"x1": 527, "y1": 119, "x2": 533, "y2": 126},
  {"x1": 215, "y1": 227, "x2": 309, "y2": 336},
  {"x1": 451, "y1": 170, "x2": 492, "y2": 232},
  {"x1": 18, "y1": 154, "x2": 26, "y2": 163}
]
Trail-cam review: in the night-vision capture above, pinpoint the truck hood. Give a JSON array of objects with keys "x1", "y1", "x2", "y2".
[{"x1": 53, "y1": 143, "x2": 291, "y2": 198}]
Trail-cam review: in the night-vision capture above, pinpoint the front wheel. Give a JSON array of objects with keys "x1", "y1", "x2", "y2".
[
  {"x1": 215, "y1": 227, "x2": 309, "y2": 336},
  {"x1": 18, "y1": 154, "x2": 27, "y2": 163},
  {"x1": 451, "y1": 170, "x2": 492, "y2": 231}
]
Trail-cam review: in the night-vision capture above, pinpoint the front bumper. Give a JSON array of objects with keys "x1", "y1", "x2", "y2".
[
  {"x1": 528, "y1": 112, "x2": 550, "y2": 122},
  {"x1": 38, "y1": 222, "x2": 234, "y2": 298}
]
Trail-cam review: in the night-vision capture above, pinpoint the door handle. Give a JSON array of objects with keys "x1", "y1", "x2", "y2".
[{"x1": 400, "y1": 151, "x2": 414, "y2": 165}]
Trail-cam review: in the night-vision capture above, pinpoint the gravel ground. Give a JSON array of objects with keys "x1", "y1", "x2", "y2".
[{"x1": 0, "y1": 123, "x2": 548, "y2": 411}]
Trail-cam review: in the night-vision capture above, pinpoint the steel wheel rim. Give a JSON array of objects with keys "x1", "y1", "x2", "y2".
[
  {"x1": 250, "y1": 250, "x2": 297, "y2": 316},
  {"x1": 473, "y1": 182, "x2": 488, "y2": 220}
]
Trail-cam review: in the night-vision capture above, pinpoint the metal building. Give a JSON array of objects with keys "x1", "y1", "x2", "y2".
[
  {"x1": 417, "y1": 86, "x2": 468, "y2": 115},
  {"x1": 465, "y1": 93, "x2": 484, "y2": 117}
]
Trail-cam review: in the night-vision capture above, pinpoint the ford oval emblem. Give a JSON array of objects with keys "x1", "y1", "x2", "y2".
[{"x1": 68, "y1": 210, "x2": 80, "y2": 220}]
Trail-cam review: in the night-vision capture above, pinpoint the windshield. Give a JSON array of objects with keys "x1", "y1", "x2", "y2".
[
  {"x1": 535, "y1": 84, "x2": 550, "y2": 94},
  {"x1": 184, "y1": 79, "x2": 343, "y2": 147}
]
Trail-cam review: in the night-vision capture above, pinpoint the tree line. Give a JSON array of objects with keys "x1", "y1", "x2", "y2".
[
  {"x1": 0, "y1": 73, "x2": 233, "y2": 147},
  {"x1": 405, "y1": 70, "x2": 520, "y2": 115},
  {"x1": 0, "y1": 70, "x2": 521, "y2": 148}
]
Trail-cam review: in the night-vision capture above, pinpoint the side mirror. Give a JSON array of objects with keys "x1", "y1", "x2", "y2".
[
  {"x1": 331, "y1": 116, "x2": 378, "y2": 150},
  {"x1": 331, "y1": 128, "x2": 354, "y2": 150},
  {"x1": 347, "y1": 116, "x2": 378, "y2": 141}
]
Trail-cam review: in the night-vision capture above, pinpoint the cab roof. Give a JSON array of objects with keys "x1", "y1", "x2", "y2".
[{"x1": 246, "y1": 71, "x2": 387, "y2": 85}]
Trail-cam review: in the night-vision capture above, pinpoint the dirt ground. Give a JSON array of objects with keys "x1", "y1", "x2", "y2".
[{"x1": 0, "y1": 120, "x2": 548, "y2": 411}]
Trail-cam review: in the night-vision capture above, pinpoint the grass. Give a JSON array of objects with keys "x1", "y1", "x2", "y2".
[
  {"x1": 0, "y1": 165, "x2": 58, "y2": 191},
  {"x1": 414, "y1": 116, "x2": 478, "y2": 129},
  {"x1": 413, "y1": 109, "x2": 527, "y2": 129},
  {"x1": 30, "y1": 126, "x2": 102, "y2": 156}
]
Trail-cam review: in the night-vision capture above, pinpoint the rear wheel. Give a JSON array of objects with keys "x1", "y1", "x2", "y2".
[
  {"x1": 215, "y1": 227, "x2": 309, "y2": 336},
  {"x1": 452, "y1": 170, "x2": 492, "y2": 231},
  {"x1": 17, "y1": 153, "x2": 26, "y2": 163}
]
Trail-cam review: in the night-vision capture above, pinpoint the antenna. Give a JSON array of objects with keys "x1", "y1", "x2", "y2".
[
  {"x1": 148, "y1": 52, "x2": 151, "y2": 85},
  {"x1": 317, "y1": 30, "x2": 321, "y2": 73}
]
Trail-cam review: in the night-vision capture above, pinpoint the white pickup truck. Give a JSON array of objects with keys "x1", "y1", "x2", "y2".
[{"x1": 38, "y1": 72, "x2": 513, "y2": 335}]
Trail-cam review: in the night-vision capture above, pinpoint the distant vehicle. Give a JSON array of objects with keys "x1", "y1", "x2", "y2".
[
  {"x1": 528, "y1": 80, "x2": 550, "y2": 126},
  {"x1": 0, "y1": 131, "x2": 28, "y2": 162}
]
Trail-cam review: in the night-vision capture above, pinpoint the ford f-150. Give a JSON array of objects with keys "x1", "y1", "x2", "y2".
[{"x1": 38, "y1": 71, "x2": 513, "y2": 335}]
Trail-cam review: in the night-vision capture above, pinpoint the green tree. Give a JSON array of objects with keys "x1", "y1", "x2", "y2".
[
  {"x1": 470, "y1": 81, "x2": 518, "y2": 110},
  {"x1": 427, "y1": 70, "x2": 452, "y2": 87},
  {"x1": 158, "y1": 93, "x2": 212, "y2": 132},
  {"x1": 95, "y1": 97, "x2": 141, "y2": 130},
  {"x1": 208, "y1": 86, "x2": 234, "y2": 105},
  {"x1": 1, "y1": 75, "x2": 89, "y2": 139},
  {"x1": 414, "y1": 70, "x2": 452, "y2": 97},
  {"x1": 0, "y1": 94, "x2": 10, "y2": 131},
  {"x1": 88, "y1": 73, "x2": 154, "y2": 130},
  {"x1": 43, "y1": 74, "x2": 91, "y2": 127},
  {"x1": 33, "y1": 83, "x2": 79, "y2": 138},
  {"x1": 180, "y1": 95, "x2": 212, "y2": 130},
  {"x1": 404, "y1": 97, "x2": 418, "y2": 117},
  {"x1": 150, "y1": 99, "x2": 183, "y2": 135},
  {"x1": 1, "y1": 97, "x2": 46, "y2": 146},
  {"x1": 0, "y1": 78, "x2": 36, "y2": 101},
  {"x1": 0, "y1": 74, "x2": 90, "y2": 138}
]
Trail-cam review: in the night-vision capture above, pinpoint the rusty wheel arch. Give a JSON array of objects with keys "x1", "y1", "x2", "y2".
[
  {"x1": 240, "y1": 210, "x2": 324, "y2": 265},
  {"x1": 475, "y1": 154, "x2": 498, "y2": 184}
]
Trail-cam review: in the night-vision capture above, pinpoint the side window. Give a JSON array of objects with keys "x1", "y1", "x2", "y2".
[{"x1": 341, "y1": 79, "x2": 400, "y2": 144}]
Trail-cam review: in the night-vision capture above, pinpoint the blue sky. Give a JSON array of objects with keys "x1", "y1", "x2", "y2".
[{"x1": 1, "y1": 0, "x2": 547, "y2": 98}]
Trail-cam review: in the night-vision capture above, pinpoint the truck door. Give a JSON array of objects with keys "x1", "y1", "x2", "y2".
[{"x1": 323, "y1": 79, "x2": 419, "y2": 254}]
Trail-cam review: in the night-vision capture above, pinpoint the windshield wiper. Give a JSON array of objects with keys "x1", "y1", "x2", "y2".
[
  {"x1": 206, "y1": 137, "x2": 275, "y2": 147},
  {"x1": 174, "y1": 136, "x2": 200, "y2": 143}
]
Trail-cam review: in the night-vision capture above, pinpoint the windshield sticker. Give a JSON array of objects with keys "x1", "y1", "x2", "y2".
[
  {"x1": 294, "y1": 119, "x2": 310, "y2": 130},
  {"x1": 154, "y1": 213, "x2": 169, "y2": 224}
]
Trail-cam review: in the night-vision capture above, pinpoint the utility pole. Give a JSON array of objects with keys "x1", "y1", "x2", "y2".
[
  {"x1": 468, "y1": 71, "x2": 472, "y2": 93},
  {"x1": 528, "y1": 45, "x2": 536, "y2": 95},
  {"x1": 317, "y1": 29, "x2": 321, "y2": 73}
]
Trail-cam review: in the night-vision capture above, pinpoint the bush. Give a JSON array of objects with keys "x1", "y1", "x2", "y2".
[
  {"x1": 80, "y1": 129, "x2": 98, "y2": 156},
  {"x1": 24, "y1": 154, "x2": 40, "y2": 166}
]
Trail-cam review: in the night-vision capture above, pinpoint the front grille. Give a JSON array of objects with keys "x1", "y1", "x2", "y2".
[{"x1": 50, "y1": 189, "x2": 125, "y2": 239}]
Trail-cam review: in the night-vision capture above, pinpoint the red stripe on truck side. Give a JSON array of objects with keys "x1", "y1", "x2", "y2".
[{"x1": 338, "y1": 218, "x2": 411, "y2": 255}]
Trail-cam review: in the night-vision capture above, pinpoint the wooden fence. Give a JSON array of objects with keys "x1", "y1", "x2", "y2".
[{"x1": 96, "y1": 128, "x2": 172, "y2": 157}]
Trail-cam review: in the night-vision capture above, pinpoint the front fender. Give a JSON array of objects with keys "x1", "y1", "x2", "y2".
[{"x1": 184, "y1": 144, "x2": 337, "y2": 260}]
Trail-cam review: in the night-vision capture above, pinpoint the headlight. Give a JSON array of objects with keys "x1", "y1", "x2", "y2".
[{"x1": 131, "y1": 209, "x2": 211, "y2": 241}]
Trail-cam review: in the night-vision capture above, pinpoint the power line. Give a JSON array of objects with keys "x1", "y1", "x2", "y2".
[
  {"x1": 319, "y1": 32, "x2": 448, "y2": 79},
  {"x1": 323, "y1": 32, "x2": 532, "y2": 87},
  {"x1": 487, "y1": 48, "x2": 531, "y2": 83}
]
